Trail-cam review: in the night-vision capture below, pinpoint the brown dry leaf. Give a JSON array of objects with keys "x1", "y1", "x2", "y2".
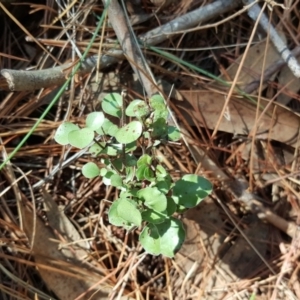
[
  {"x1": 220, "y1": 39, "x2": 281, "y2": 90},
  {"x1": 173, "y1": 199, "x2": 269, "y2": 300},
  {"x1": 173, "y1": 198, "x2": 226, "y2": 299},
  {"x1": 277, "y1": 63, "x2": 300, "y2": 105},
  {"x1": 178, "y1": 90, "x2": 300, "y2": 148},
  {"x1": 42, "y1": 189, "x2": 90, "y2": 259},
  {"x1": 202, "y1": 217, "x2": 269, "y2": 300},
  {"x1": 21, "y1": 195, "x2": 131, "y2": 300}
]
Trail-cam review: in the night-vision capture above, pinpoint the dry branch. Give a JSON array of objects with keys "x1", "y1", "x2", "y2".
[
  {"x1": 0, "y1": 0, "x2": 241, "y2": 91},
  {"x1": 139, "y1": 0, "x2": 241, "y2": 45},
  {"x1": 103, "y1": 0, "x2": 157, "y2": 96}
]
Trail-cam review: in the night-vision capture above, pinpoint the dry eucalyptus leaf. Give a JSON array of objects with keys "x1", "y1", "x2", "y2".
[
  {"x1": 20, "y1": 196, "x2": 132, "y2": 300},
  {"x1": 21, "y1": 204, "x2": 110, "y2": 299},
  {"x1": 204, "y1": 217, "x2": 268, "y2": 300},
  {"x1": 178, "y1": 90, "x2": 300, "y2": 149},
  {"x1": 175, "y1": 197, "x2": 225, "y2": 273},
  {"x1": 42, "y1": 189, "x2": 90, "y2": 259},
  {"x1": 277, "y1": 63, "x2": 300, "y2": 105},
  {"x1": 221, "y1": 39, "x2": 282, "y2": 90},
  {"x1": 174, "y1": 200, "x2": 268, "y2": 300},
  {"x1": 173, "y1": 198, "x2": 226, "y2": 298}
]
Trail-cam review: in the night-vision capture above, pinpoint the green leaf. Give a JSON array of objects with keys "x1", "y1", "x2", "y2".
[
  {"x1": 137, "y1": 187, "x2": 167, "y2": 212},
  {"x1": 108, "y1": 198, "x2": 142, "y2": 229},
  {"x1": 152, "y1": 118, "x2": 167, "y2": 138},
  {"x1": 100, "y1": 158, "x2": 110, "y2": 167},
  {"x1": 137, "y1": 154, "x2": 151, "y2": 167},
  {"x1": 101, "y1": 93, "x2": 123, "y2": 118},
  {"x1": 108, "y1": 200, "x2": 132, "y2": 229},
  {"x1": 91, "y1": 142, "x2": 135, "y2": 157},
  {"x1": 149, "y1": 94, "x2": 168, "y2": 120},
  {"x1": 156, "y1": 218, "x2": 185, "y2": 257},
  {"x1": 115, "y1": 121, "x2": 142, "y2": 144},
  {"x1": 117, "y1": 198, "x2": 142, "y2": 227},
  {"x1": 102, "y1": 171, "x2": 114, "y2": 185},
  {"x1": 177, "y1": 204, "x2": 188, "y2": 213},
  {"x1": 136, "y1": 165, "x2": 147, "y2": 181},
  {"x1": 167, "y1": 126, "x2": 181, "y2": 141},
  {"x1": 54, "y1": 122, "x2": 79, "y2": 145},
  {"x1": 149, "y1": 94, "x2": 165, "y2": 108},
  {"x1": 124, "y1": 154, "x2": 137, "y2": 167},
  {"x1": 141, "y1": 197, "x2": 176, "y2": 224},
  {"x1": 148, "y1": 95, "x2": 168, "y2": 139},
  {"x1": 95, "y1": 118, "x2": 118, "y2": 136},
  {"x1": 82, "y1": 162, "x2": 100, "y2": 179},
  {"x1": 165, "y1": 197, "x2": 177, "y2": 216},
  {"x1": 139, "y1": 224, "x2": 161, "y2": 256},
  {"x1": 100, "y1": 168, "x2": 108, "y2": 176},
  {"x1": 107, "y1": 124, "x2": 119, "y2": 137},
  {"x1": 156, "y1": 165, "x2": 167, "y2": 178},
  {"x1": 124, "y1": 166, "x2": 135, "y2": 183},
  {"x1": 136, "y1": 155, "x2": 154, "y2": 180},
  {"x1": 111, "y1": 158, "x2": 123, "y2": 172},
  {"x1": 126, "y1": 100, "x2": 142, "y2": 116},
  {"x1": 68, "y1": 127, "x2": 94, "y2": 149},
  {"x1": 110, "y1": 174, "x2": 123, "y2": 187},
  {"x1": 89, "y1": 143, "x2": 102, "y2": 156},
  {"x1": 141, "y1": 209, "x2": 168, "y2": 224},
  {"x1": 111, "y1": 141, "x2": 137, "y2": 153},
  {"x1": 143, "y1": 131, "x2": 151, "y2": 139},
  {"x1": 143, "y1": 166, "x2": 155, "y2": 181},
  {"x1": 125, "y1": 99, "x2": 150, "y2": 118},
  {"x1": 125, "y1": 141, "x2": 137, "y2": 153},
  {"x1": 139, "y1": 218, "x2": 185, "y2": 257},
  {"x1": 104, "y1": 145, "x2": 119, "y2": 156},
  {"x1": 119, "y1": 189, "x2": 138, "y2": 199},
  {"x1": 85, "y1": 112, "x2": 105, "y2": 130},
  {"x1": 172, "y1": 174, "x2": 212, "y2": 208},
  {"x1": 155, "y1": 179, "x2": 171, "y2": 194},
  {"x1": 98, "y1": 143, "x2": 118, "y2": 156}
]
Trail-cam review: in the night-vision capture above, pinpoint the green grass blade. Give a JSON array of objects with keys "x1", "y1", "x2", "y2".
[
  {"x1": 0, "y1": 5, "x2": 109, "y2": 170},
  {"x1": 147, "y1": 44, "x2": 259, "y2": 106}
]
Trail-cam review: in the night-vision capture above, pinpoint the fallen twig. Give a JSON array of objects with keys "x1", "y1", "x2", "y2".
[
  {"x1": 0, "y1": 0, "x2": 241, "y2": 91},
  {"x1": 103, "y1": 0, "x2": 157, "y2": 96}
]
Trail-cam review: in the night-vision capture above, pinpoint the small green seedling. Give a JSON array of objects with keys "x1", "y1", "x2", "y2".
[{"x1": 54, "y1": 93, "x2": 212, "y2": 257}]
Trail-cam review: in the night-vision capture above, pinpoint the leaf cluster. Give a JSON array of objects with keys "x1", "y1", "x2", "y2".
[{"x1": 54, "y1": 93, "x2": 212, "y2": 257}]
